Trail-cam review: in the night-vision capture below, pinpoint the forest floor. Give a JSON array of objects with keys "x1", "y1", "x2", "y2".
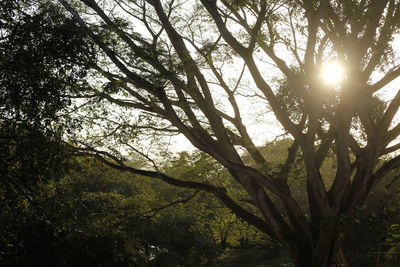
[{"x1": 219, "y1": 248, "x2": 293, "y2": 267}]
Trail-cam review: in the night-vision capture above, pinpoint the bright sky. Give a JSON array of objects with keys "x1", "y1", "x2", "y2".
[
  {"x1": 170, "y1": 34, "x2": 400, "y2": 152},
  {"x1": 74, "y1": 1, "x2": 400, "y2": 155}
]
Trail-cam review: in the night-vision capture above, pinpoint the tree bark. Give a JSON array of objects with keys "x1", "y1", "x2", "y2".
[{"x1": 293, "y1": 225, "x2": 339, "y2": 267}]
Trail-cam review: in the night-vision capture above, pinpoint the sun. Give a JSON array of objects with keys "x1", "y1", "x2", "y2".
[{"x1": 322, "y1": 62, "x2": 344, "y2": 84}]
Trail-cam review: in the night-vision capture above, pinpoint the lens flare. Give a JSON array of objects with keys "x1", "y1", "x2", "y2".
[{"x1": 322, "y1": 63, "x2": 343, "y2": 84}]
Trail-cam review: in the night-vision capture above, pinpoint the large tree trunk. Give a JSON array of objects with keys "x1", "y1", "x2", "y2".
[
  {"x1": 292, "y1": 222, "x2": 339, "y2": 267},
  {"x1": 294, "y1": 243, "x2": 337, "y2": 266}
]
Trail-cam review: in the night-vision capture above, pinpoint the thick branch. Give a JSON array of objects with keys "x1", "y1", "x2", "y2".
[{"x1": 368, "y1": 67, "x2": 400, "y2": 93}]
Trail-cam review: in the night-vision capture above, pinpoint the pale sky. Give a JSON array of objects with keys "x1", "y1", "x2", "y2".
[{"x1": 71, "y1": 1, "x2": 400, "y2": 156}]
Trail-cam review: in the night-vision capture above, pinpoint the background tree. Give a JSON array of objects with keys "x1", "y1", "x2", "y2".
[
  {"x1": 163, "y1": 150, "x2": 271, "y2": 251},
  {"x1": 0, "y1": 0, "x2": 94, "y2": 201},
  {"x1": 1, "y1": 156, "x2": 221, "y2": 266},
  {"x1": 39, "y1": 0, "x2": 400, "y2": 265}
]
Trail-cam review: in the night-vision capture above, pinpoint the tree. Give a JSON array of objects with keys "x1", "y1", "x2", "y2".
[
  {"x1": 0, "y1": 0, "x2": 94, "y2": 200},
  {"x1": 54, "y1": 0, "x2": 400, "y2": 266},
  {"x1": 1, "y1": 156, "x2": 219, "y2": 266},
  {"x1": 163, "y1": 150, "x2": 271, "y2": 251}
]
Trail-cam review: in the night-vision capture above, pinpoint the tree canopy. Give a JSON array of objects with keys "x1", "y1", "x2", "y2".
[
  {"x1": 3, "y1": 0, "x2": 400, "y2": 266},
  {"x1": 0, "y1": 0, "x2": 95, "y2": 204}
]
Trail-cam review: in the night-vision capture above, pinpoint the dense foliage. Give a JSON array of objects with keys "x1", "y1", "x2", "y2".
[
  {"x1": 1, "y1": 157, "x2": 265, "y2": 266},
  {"x1": 0, "y1": 0, "x2": 94, "y2": 195}
]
